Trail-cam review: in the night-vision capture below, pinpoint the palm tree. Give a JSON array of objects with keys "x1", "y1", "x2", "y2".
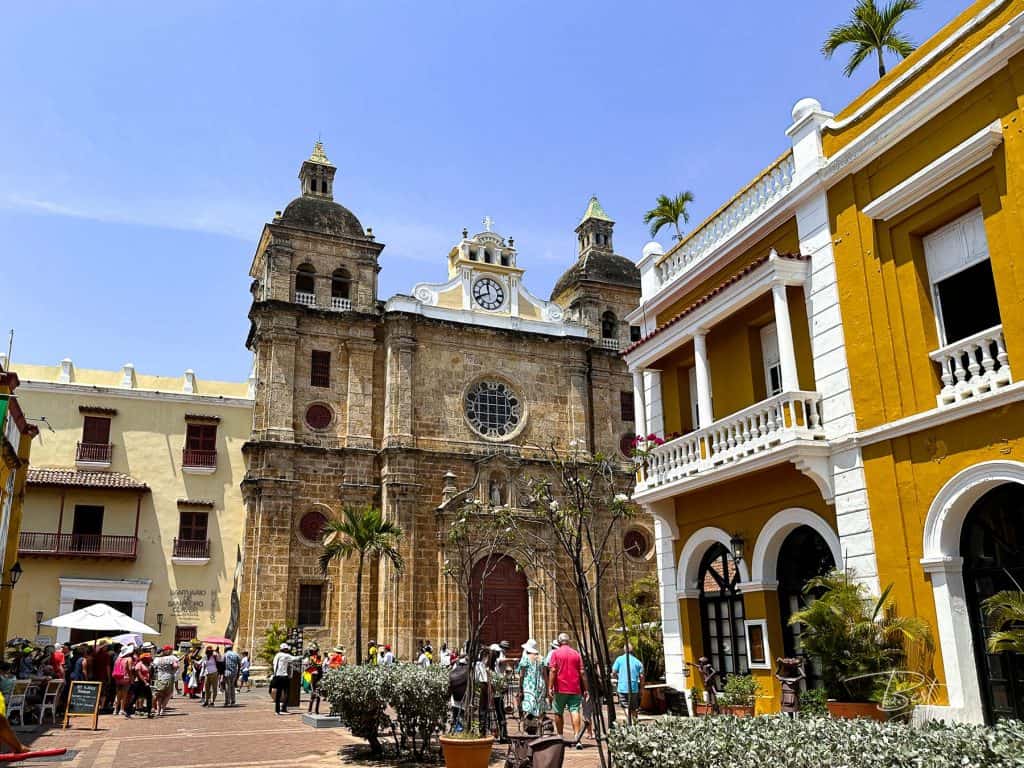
[
  {"x1": 984, "y1": 590, "x2": 1024, "y2": 654},
  {"x1": 643, "y1": 191, "x2": 695, "y2": 241},
  {"x1": 823, "y1": 0, "x2": 919, "y2": 79},
  {"x1": 319, "y1": 504, "x2": 404, "y2": 665}
]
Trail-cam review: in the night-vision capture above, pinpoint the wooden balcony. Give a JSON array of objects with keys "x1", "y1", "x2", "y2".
[
  {"x1": 19, "y1": 532, "x2": 138, "y2": 560},
  {"x1": 182, "y1": 448, "x2": 217, "y2": 473},
  {"x1": 172, "y1": 538, "x2": 210, "y2": 559},
  {"x1": 75, "y1": 441, "x2": 112, "y2": 467}
]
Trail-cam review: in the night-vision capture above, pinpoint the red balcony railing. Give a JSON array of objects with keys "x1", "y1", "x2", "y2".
[
  {"x1": 76, "y1": 442, "x2": 112, "y2": 463},
  {"x1": 18, "y1": 532, "x2": 138, "y2": 559},
  {"x1": 172, "y1": 538, "x2": 210, "y2": 559},
  {"x1": 182, "y1": 448, "x2": 217, "y2": 469}
]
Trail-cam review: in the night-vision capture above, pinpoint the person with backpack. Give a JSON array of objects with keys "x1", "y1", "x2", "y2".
[
  {"x1": 112, "y1": 646, "x2": 135, "y2": 716},
  {"x1": 448, "y1": 654, "x2": 470, "y2": 732}
]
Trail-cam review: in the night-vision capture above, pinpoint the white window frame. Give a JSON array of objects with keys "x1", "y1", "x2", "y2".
[
  {"x1": 922, "y1": 208, "x2": 992, "y2": 345},
  {"x1": 760, "y1": 323, "x2": 782, "y2": 396},
  {"x1": 744, "y1": 618, "x2": 771, "y2": 670},
  {"x1": 687, "y1": 367, "x2": 699, "y2": 430}
]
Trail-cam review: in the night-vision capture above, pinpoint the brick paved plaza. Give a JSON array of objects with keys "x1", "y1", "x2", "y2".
[{"x1": 7, "y1": 689, "x2": 603, "y2": 768}]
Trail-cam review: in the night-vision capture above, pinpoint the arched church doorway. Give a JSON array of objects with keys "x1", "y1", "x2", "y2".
[
  {"x1": 699, "y1": 543, "x2": 747, "y2": 677},
  {"x1": 962, "y1": 482, "x2": 1024, "y2": 721},
  {"x1": 469, "y1": 555, "x2": 529, "y2": 652},
  {"x1": 777, "y1": 524, "x2": 836, "y2": 689}
]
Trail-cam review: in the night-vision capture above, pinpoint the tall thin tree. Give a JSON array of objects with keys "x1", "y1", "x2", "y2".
[
  {"x1": 643, "y1": 191, "x2": 695, "y2": 241},
  {"x1": 823, "y1": 0, "x2": 919, "y2": 79},
  {"x1": 319, "y1": 504, "x2": 404, "y2": 665}
]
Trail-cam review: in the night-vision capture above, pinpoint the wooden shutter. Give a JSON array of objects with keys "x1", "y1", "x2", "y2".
[{"x1": 82, "y1": 416, "x2": 111, "y2": 444}]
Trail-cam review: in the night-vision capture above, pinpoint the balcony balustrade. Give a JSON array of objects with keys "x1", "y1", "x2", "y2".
[
  {"x1": 930, "y1": 324, "x2": 1012, "y2": 407},
  {"x1": 182, "y1": 448, "x2": 217, "y2": 470},
  {"x1": 330, "y1": 296, "x2": 352, "y2": 311},
  {"x1": 172, "y1": 538, "x2": 210, "y2": 559},
  {"x1": 637, "y1": 390, "x2": 826, "y2": 494},
  {"x1": 75, "y1": 442, "x2": 112, "y2": 465},
  {"x1": 295, "y1": 291, "x2": 316, "y2": 307},
  {"x1": 598, "y1": 337, "x2": 619, "y2": 351},
  {"x1": 19, "y1": 531, "x2": 138, "y2": 559}
]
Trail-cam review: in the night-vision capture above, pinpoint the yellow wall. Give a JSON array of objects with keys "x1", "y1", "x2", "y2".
[
  {"x1": 10, "y1": 364, "x2": 251, "y2": 648},
  {"x1": 0, "y1": 375, "x2": 35, "y2": 647},
  {"x1": 670, "y1": 466, "x2": 835, "y2": 712},
  {"x1": 829, "y1": 54, "x2": 1024, "y2": 430}
]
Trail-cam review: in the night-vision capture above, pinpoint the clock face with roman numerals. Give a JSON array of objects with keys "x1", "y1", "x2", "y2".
[{"x1": 473, "y1": 277, "x2": 505, "y2": 310}]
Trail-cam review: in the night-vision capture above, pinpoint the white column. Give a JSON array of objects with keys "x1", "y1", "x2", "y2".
[
  {"x1": 647, "y1": 503, "x2": 684, "y2": 691},
  {"x1": 643, "y1": 370, "x2": 664, "y2": 437},
  {"x1": 772, "y1": 283, "x2": 800, "y2": 391},
  {"x1": 632, "y1": 371, "x2": 648, "y2": 436},
  {"x1": 693, "y1": 331, "x2": 713, "y2": 428}
]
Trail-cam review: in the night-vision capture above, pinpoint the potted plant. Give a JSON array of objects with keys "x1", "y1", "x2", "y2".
[
  {"x1": 789, "y1": 569, "x2": 933, "y2": 721},
  {"x1": 608, "y1": 575, "x2": 665, "y2": 712},
  {"x1": 689, "y1": 684, "x2": 715, "y2": 716},
  {"x1": 718, "y1": 674, "x2": 760, "y2": 717}
]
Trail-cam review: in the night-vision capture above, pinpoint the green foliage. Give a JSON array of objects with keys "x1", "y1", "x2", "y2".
[
  {"x1": 387, "y1": 665, "x2": 450, "y2": 759},
  {"x1": 608, "y1": 575, "x2": 664, "y2": 681},
  {"x1": 258, "y1": 622, "x2": 293, "y2": 666},
  {"x1": 788, "y1": 570, "x2": 933, "y2": 702},
  {"x1": 608, "y1": 715, "x2": 1024, "y2": 768},
  {"x1": 718, "y1": 674, "x2": 760, "y2": 708},
  {"x1": 822, "y1": 0, "x2": 919, "y2": 78},
  {"x1": 983, "y1": 589, "x2": 1024, "y2": 654},
  {"x1": 798, "y1": 688, "x2": 829, "y2": 717},
  {"x1": 643, "y1": 191, "x2": 695, "y2": 240},
  {"x1": 318, "y1": 665, "x2": 391, "y2": 754}
]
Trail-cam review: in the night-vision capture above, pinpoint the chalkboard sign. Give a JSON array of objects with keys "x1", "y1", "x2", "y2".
[{"x1": 63, "y1": 681, "x2": 102, "y2": 730}]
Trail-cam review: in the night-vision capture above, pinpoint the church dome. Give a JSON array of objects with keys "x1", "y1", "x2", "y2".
[
  {"x1": 279, "y1": 195, "x2": 365, "y2": 238},
  {"x1": 550, "y1": 251, "x2": 640, "y2": 301}
]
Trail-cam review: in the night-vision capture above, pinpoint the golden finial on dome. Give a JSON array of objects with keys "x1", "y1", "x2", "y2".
[{"x1": 309, "y1": 140, "x2": 330, "y2": 165}]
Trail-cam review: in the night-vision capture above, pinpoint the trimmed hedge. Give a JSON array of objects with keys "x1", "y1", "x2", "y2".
[{"x1": 608, "y1": 715, "x2": 1024, "y2": 768}]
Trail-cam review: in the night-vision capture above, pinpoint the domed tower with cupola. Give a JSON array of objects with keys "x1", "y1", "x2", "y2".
[{"x1": 551, "y1": 196, "x2": 642, "y2": 352}]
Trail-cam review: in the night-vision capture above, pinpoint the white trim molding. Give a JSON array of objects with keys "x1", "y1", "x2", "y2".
[
  {"x1": 919, "y1": 460, "x2": 1024, "y2": 724},
  {"x1": 676, "y1": 526, "x2": 750, "y2": 595},
  {"x1": 749, "y1": 507, "x2": 843, "y2": 586},
  {"x1": 744, "y1": 618, "x2": 772, "y2": 670},
  {"x1": 862, "y1": 120, "x2": 1003, "y2": 221},
  {"x1": 55, "y1": 577, "x2": 153, "y2": 645}
]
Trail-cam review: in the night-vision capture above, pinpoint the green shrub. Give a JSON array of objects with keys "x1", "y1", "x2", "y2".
[
  {"x1": 387, "y1": 665, "x2": 449, "y2": 759},
  {"x1": 608, "y1": 715, "x2": 1024, "y2": 768},
  {"x1": 258, "y1": 623, "x2": 294, "y2": 666},
  {"x1": 318, "y1": 665, "x2": 391, "y2": 754},
  {"x1": 718, "y1": 674, "x2": 760, "y2": 708},
  {"x1": 798, "y1": 688, "x2": 828, "y2": 717}
]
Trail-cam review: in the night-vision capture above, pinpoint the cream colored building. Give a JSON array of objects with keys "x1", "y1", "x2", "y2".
[{"x1": 8, "y1": 360, "x2": 251, "y2": 648}]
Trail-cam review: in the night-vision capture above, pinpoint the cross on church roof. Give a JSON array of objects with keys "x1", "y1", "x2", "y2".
[
  {"x1": 483, "y1": 215, "x2": 494, "y2": 232},
  {"x1": 309, "y1": 140, "x2": 330, "y2": 165}
]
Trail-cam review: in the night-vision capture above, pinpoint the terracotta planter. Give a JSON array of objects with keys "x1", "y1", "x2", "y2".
[
  {"x1": 723, "y1": 704, "x2": 755, "y2": 717},
  {"x1": 439, "y1": 735, "x2": 496, "y2": 768},
  {"x1": 641, "y1": 684, "x2": 668, "y2": 714},
  {"x1": 693, "y1": 703, "x2": 716, "y2": 716},
  {"x1": 826, "y1": 700, "x2": 887, "y2": 722}
]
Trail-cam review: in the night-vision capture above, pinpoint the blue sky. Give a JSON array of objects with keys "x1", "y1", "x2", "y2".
[{"x1": 1, "y1": 0, "x2": 967, "y2": 381}]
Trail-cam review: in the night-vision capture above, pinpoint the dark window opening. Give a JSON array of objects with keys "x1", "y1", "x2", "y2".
[
  {"x1": 174, "y1": 625, "x2": 197, "y2": 647},
  {"x1": 630, "y1": 325, "x2": 642, "y2": 343},
  {"x1": 295, "y1": 264, "x2": 316, "y2": 294},
  {"x1": 620, "y1": 391, "x2": 635, "y2": 422},
  {"x1": 297, "y1": 584, "x2": 324, "y2": 626},
  {"x1": 178, "y1": 511, "x2": 209, "y2": 541},
  {"x1": 331, "y1": 269, "x2": 351, "y2": 299},
  {"x1": 311, "y1": 350, "x2": 331, "y2": 388},
  {"x1": 778, "y1": 525, "x2": 836, "y2": 691},
  {"x1": 500, "y1": 254, "x2": 510, "y2": 266},
  {"x1": 699, "y1": 543, "x2": 748, "y2": 678},
  {"x1": 305, "y1": 403, "x2": 333, "y2": 430},
  {"x1": 185, "y1": 423, "x2": 217, "y2": 452},
  {"x1": 601, "y1": 311, "x2": 617, "y2": 339},
  {"x1": 81, "y1": 416, "x2": 111, "y2": 444},
  {"x1": 936, "y1": 259, "x2": 1001, "y2": 344}
]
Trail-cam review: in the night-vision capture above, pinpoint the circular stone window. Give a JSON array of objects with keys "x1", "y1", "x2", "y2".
[
  {"x1": 305, "y1": 403, "x2": 333, "y2": 430},
  {"x1": 299, "y1": 511, "x2": 329, "y2": 544},
  {"x1": 619, "y1": 433, "x2": 635, "y2": 458},
  {"x1": 464, "y1": 381, "x2": 522, "y2": 439},
  {"x1": 623, "y1": 529, "x2": 652, "y2": 560}
]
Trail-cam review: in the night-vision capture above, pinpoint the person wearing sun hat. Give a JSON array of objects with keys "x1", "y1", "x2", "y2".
[
  {"x1": 517, "y1": 639, "x2": 547, "y2": 727},
  {"x1": 151, "y1": 646, "x2": 179, "y2": 716},
  {"x1": 271, "y1": 643, "x2": 301, "y2": 715}
]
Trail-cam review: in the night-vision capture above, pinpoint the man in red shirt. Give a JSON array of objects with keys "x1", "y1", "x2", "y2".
[{"x1": 547, "y1": 632, "x2": 588, "y2": 739}]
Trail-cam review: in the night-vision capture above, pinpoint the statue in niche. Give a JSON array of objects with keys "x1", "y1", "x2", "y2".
[{"x1": 488, "y1": 476, "x2": 506, "y2": 507}]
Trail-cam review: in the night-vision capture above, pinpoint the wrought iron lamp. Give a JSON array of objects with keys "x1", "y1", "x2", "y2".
[
  {"x1": 729, "y1": 533, "x2": 746, "y2": 563},
  {"x1": 0, "y1": 562, "x2": 22, "y2": 589}
]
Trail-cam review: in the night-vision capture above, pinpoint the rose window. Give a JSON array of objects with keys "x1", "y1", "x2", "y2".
[{"x1": 465, "y1": 381, "x2": 522, "y2": 439}]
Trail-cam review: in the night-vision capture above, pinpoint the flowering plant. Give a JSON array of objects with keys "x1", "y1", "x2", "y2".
[{"x1": 630, "y1": 433, "x2": 665, "y2": 459}]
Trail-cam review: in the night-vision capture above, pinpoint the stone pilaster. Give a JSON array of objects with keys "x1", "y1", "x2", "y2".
[{"x1": 345, "y1": 338, "x2": 377, "y2": 449}]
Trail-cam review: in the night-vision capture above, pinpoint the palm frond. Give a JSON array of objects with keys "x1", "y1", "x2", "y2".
[{"x1": 822, "y1": 0, "x2": 918, "y2": 77}]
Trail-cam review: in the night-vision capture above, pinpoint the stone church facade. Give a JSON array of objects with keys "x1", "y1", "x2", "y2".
[{"x1": 238, "y1": 143, "x2": 653, "y2": 659}]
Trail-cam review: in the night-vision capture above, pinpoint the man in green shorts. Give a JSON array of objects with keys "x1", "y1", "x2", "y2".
[{"x1": 547, "y1": 632, "x2": 588, "y2": 740}]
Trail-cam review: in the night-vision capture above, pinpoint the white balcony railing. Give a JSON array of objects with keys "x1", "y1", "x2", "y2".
[
  {"x1": 598, "y1": 337, "x2": 619, "y2": 351},
  {"x1": 637, "y1": 390, "x2": 825, "y2": 492},
  {"x1": 930, "y1": 324, "x2": 1012, "y2": 407},
  {"x1": 330, "y1": 296, "x2": 352, "y2": 311},
  {"x1": 654, "y1": 153, "x2": 795, "y2": 290},
  {"x1": 295, "y1": 291, "x2": 316, "y2": 307}
]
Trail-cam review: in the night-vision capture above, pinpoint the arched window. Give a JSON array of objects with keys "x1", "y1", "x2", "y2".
[
  {"x1": 295, "y1": 263, "x2": 316, "y2": 294},
  {"x1": 601, "y1": 311, "x2": 617, "y2": 340},
  {"x1": 331, "y1": 268, "x2": 351, "y2": 300},
  {"x1": 699, "y1": 543, "x2": 747, "y2": 677}
]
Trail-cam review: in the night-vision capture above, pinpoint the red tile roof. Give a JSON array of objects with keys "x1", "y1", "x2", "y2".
[
  {"x1": 27, "y1": 468, "x2": 149, "y2": 492},
  {"x1": 621, "y1": 252, "x2": 810, "y2": 356}
]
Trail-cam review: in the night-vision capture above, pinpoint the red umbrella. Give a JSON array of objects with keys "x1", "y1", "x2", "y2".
[{"x1": 200, "y1": 636, "x2": 233, "y2": 646}]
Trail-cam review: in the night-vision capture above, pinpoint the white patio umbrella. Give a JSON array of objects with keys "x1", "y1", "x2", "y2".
[{"x1": 41, "y1": 603, "x2": 158, "y2": 636}]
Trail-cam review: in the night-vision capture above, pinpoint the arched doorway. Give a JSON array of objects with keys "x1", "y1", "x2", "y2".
[
  {"x1": 699, "y1": 543, "x2": 747, "y2": 677},
  {"x1": 962, "y1": 483, "x2": 1024, "y2": 721},
  {"x1": 469, "y1": 555, "x2": 529, "y2": 652},
  {"x1": 777, "y1": 525, "x2": 836, "y2": 689}
]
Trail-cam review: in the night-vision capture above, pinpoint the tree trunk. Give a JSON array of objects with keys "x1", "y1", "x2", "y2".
[
  {"x1": 355, "y1": 553, "x2": 364, "y2": 665},
  {"x1": 877, "y1": 49, "x2": 886, "y2": 78}
]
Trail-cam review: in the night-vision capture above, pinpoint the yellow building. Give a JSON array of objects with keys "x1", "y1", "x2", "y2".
[
  {"x1": 625, "y1": 0, "x2": 1024, "y2": 724},
  {"x1": 8, "y1": 359, "x2": 252, "y2": 649},
  {"x1": 0, "y1": 361, "x2": 39, "y2": 646}
]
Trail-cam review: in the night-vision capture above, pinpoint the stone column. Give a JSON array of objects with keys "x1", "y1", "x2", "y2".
[
  {"x1": 567, "y1": 362, "x2": 590, "y2": 448},
  {"x1": 383, "y1": 323, "x2": 415, "y2": 448},
  {"x1": 693, "y1": 331, "x2": 714, "y2": 427},
  {"x1": 345, "y1": 338, "x2": 377, "y2": 449},
  {"x1": 265, "y1": 328, "x2": 297, "y2": 442},
  {"x1": 771, "y1": 283, "x2": 800, "y2": 392},
  {"x1": 632, "y1": 371, "x2": 648, "y2": 437}
]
